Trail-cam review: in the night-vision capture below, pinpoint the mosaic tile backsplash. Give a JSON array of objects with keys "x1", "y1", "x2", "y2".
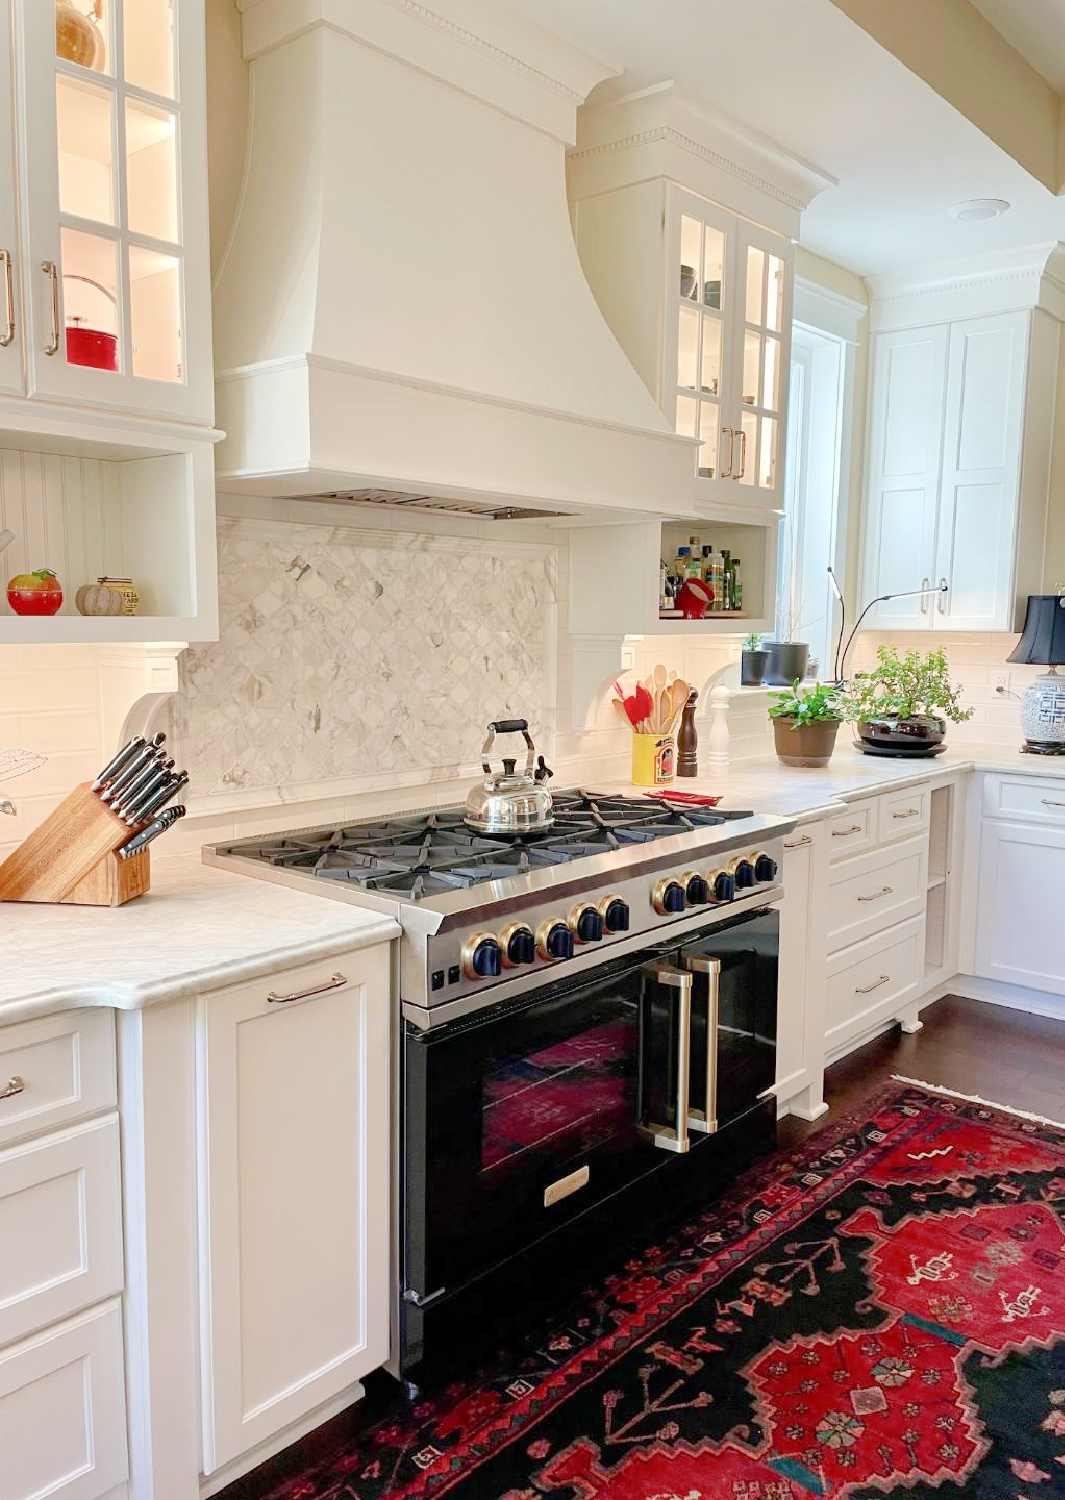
[{"x1": 164, "y1": 518, "x2": 553, "y2": 797}]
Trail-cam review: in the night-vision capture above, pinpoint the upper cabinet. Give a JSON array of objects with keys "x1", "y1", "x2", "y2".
[
  {"x1": 567, "y1": 85, "x2": 830, "y2": 521},
  {"x1": 0, "y1": 1, "x2": 20, "y2": 398},
  {"x1": 860, "y1": 250, "x2": 1065, "y2": 633},
  {"x1": 2, "y1": 0, "x2": 212, "y2": 425}
]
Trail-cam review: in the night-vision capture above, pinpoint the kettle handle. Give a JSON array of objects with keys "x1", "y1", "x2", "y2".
[{"x1": 480, "y1": 719, "x2": 535, "y2": 778}]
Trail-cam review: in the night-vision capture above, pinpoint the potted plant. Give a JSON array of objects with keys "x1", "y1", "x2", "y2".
[
  {"x1": 741, "y1": 632, "x2": 768, "y2": 686},
  {"x1": 848, "y1": 645, "x2": 973, "y2": 756},
  {"x1": 762, "y1": 595, "x2": 810, "y2": 686},
  {"x1": 767, "y1": 681, "x2": 846, "y2": 767}
]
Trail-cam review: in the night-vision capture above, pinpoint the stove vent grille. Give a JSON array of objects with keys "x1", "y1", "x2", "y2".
[{"x1": 303, "y1": 488, "x2": 571, "y2": 521}]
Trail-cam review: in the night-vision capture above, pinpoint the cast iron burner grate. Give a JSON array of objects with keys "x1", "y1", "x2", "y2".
[{"x1": 222, "y1": 791, "x2": 754, "y2": 901}]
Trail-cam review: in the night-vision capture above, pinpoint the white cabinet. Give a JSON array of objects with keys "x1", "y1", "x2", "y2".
[
  {"x1": 0, "y1": 1, "x2": 20, "y2": 398},
  {"x1": 861, "y1": 299, "x2": 1057, "y2": 633},
  {"x1": 198, "y1": 949, "x2": 391, "y2": 1473},
  {"x1": 775, "y1": 825, "x2": 827, "y2": 1119},
  {"x1": 976, "y1": 814, "x2": 1065, "y2": 996}
]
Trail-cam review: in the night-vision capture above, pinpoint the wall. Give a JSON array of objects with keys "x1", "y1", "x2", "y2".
[{"x1": 206, "y1": 0, "x2": 249, "y2": 281}]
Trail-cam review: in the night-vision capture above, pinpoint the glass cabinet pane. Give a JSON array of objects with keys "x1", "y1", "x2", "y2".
[
  {"x1": 124, "y1": 0, "x2": 175, "y2": 97},
  {"x1": 766, "y1": 255, "x2": 785, "y2": 332},
  {"x1": 739, "y1": 411, "x2": 757, "y2": 486},
  {"x1": 702, "y1": 227, "x2": 724, "y2": 310},
  {"x1": 674, "y1": 394, "x2": 697, "y2": 439},
  {"x1": 700, "y1": 315, "x2": 720, "y2": 395},
  {"x1": 698, "y1": 405, "x2": 718, "y2": 478},
  {"x1": 763, "y1": 335, "x2": 780, "y2": 411},
  {"x1": 759, "y1": 417, "x2": 777, "y2": 490},
  {"x1": 742, "y1": 329, "x2": 760, "y2": 408},
  {"x1": 56, "y1": 73, "x2": 115, "y2": 224},
  {"x1": 677, "y1": 306, "x2": 698, "y2": 389},
  {"x1": 56, "y1": 0, "x2": 110, "y2": 73},
  {"x1": 129, "y1": 245, "x2": 181, "y2": 381},
  {"x1": 126, "y1": 98, "x2": 178, "y2": 241},
  {"x1": 745, "y1": 247, "x2": 764, "y2": 324},
  {"x1": 61, "y1": 227, "x2": 120, "y2": 371},
  {"x1": 680, "y1": 216, "x2": 700, "y2": 301}
]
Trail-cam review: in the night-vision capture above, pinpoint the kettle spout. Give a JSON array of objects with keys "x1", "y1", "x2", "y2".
[{"x1": 0, "y1": 797, "x2": 15, "y2": 816}]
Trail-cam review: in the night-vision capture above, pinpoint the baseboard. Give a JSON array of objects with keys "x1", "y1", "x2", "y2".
[{"x1": 924, "y1": 972, "x2": 1065, "y2": 1023}]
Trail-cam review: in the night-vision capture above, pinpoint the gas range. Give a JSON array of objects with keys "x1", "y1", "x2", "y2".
[{"x1": 204, "y1": 790, "x2": 795, "y2": 1026}]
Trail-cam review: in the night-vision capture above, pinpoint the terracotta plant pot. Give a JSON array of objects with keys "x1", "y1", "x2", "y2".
[
  {"x1": 772, "y1": 716, "x2": 841, "y2": 768},
  {"x1": 741, "y1": 648, "x2": 768, "y2": 686},
  {"x1": 763, "y1": 641, "x2": 810, "y2": 686},
  {"x1": 857, "y1": 715, "x2": 946, "y2": 757}
]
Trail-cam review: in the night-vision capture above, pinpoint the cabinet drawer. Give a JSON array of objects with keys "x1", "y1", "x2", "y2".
[
  {"x1": 0, "y1": 1299, "x2": 128, "y2": 1500},
  {"x1": 0, "y1": 1115, "x2": 123, "y2": 1348},
  {"x1": 827, "y1": 801, "x2": 876, "y2": 861},
  {"x1": 826, "y1": 917, "x2": 922, "y2": 1051},
  {"x1": 827, "y1": 838, "x2": 927, "y2": 953},
  {"x1": 877, "y1": 787, "x2": 931, "y2": 843},
  {"x1": 983, "y1": 774, "x2": 1065, "y2": 825},
  {"x1": 0, "y1": 1011, "x2": 115, "y2": 1151}
]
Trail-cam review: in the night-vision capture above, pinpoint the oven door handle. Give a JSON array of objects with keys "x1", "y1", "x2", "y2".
[
  {"x1": 639, "y1": 961, "x2": 692, "y2": 1155},
  {"x1": 682, "y1": 954, "x2": 720, "y2": 1134}
]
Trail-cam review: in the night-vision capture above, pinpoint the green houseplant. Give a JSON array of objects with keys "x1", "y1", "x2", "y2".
[
  {"x1": 848, "y1": 645, "x2": 972, "y2": 757},
  {"x1": 741, "y1": 631, "x2": 768, "y2": 686},
  {"x1": 767, "y1": 680, "x2": 847, "y2": 767}
]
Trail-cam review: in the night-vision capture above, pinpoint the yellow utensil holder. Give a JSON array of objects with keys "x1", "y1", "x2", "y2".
[{"x1": 632, "y1": 733, "x2": 675, "y2": 787}]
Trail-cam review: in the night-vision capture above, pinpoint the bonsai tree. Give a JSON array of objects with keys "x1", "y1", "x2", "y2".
[
  {"x1": 848, "y1": 645, "x2": 973, "y2": 725},
  {"x1": 767, "y1": 679, "x2": 848, "y2": 726}
]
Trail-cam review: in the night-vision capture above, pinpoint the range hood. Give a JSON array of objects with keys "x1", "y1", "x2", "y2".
[{"x1": 213, "y1": 0, "x2": 695, "y2": 518}]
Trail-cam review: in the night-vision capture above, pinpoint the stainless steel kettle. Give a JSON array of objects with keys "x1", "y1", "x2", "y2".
[{"x1": 464, "y1": 719, "x2": 554, "y2": 835}]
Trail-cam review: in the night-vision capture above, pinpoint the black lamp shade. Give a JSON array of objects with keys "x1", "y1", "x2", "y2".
[{"x1": 1008, "y1": 595, "x2": 1065, "y2": 666}]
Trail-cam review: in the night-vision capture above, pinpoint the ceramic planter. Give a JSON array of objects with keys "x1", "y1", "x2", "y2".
[
  {"x1": 763, "y1": 641, "x2": 810, "y2": 686},
  {"x1": 772, "y1": 716, "x2": 841, "y2": 768},
  {"x1": 857, "y1": 715, "x2": 946, "y2": 757},
  {"x1": 740, "y1": 648, "x2": 768, "y2": 686}
]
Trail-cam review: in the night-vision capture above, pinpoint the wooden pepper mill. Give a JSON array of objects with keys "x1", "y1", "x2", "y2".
[{"x1": 677, "y1": 689, "x2": 698, "y2": 777}]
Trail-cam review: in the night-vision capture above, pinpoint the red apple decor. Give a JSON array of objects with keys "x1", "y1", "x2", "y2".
[{"x1": 7, "y1": 569, "x2": 63, "y2": 616}]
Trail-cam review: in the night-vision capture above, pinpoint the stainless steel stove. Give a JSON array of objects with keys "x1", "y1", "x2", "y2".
[{"x1": 204, "y1": 790, "x2": 793, "y2": 1027}]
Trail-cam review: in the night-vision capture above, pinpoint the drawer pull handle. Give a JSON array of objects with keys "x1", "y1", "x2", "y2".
[
  {"x1": 857, "y1": 885, "x2": 893, "y2": 902},
  {"x1": 267, "y1": 972, "x2": 347, "y2": 1004},
  {"x1": 0, "y1": 1075, "x2": 24, "y2": 1101},
  {"x1": 784, "y1": 835, "x2": 812, "y2": 849},
  {"x1": 832, "y1": 824, "x2": 862, "y2": 837},
  {"x1": 892, "y1": 808, "x2": 920, "y2": 820},
  {"x1": 1041, "y1": 798, "x2": 1065, "y2": 809},
  {"x1": 855, "y1": 974, "x2": 890, "y2": 995}
]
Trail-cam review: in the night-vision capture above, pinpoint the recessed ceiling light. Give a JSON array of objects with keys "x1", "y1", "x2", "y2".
[{"x1": 948, "y1": 198, "x2": 1010, "y2": 222}]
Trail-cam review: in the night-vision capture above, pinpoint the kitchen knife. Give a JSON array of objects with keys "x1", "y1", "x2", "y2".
[
  {"x1": 99, "y1": 737, "x2": 167, "y2": 804},
  {"x1": 123, "y1": 770, "x2": 188, "y2": 826},
  {"x1": 117, "y1": 805, "x2": 186, "y2": 860},
  {"x1": 91, "y1": 735, "x2": 145, "y2": 793},
  {"x1": 111, "y1": 758, "x2": 175, "y2": 819}
]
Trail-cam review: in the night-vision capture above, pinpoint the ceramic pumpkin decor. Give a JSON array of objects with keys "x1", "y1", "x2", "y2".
[{"x1": 75, "y1": 581, "x2": 124, "y2": 617}]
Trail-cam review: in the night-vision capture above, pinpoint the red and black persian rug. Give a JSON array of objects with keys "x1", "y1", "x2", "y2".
[{"x1": 252, "y1": 1084, "x2": 1065, "y2": 1499}]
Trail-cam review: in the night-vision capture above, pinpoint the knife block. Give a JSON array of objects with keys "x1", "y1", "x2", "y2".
[{"x1": 0, "y1": 782, "x2": 152, "y2": 907}]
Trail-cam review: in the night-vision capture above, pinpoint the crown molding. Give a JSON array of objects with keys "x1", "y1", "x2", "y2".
[
  {"x1": 793, "y1": 276, "x2": 867, "y2": 343},
  {"x1": 867, "y1": 242, "x2": 1065, "y2": 329}
]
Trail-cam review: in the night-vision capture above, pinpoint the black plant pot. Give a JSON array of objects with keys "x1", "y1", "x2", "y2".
[
  {"x1": 857, "y1": 715, "x2": 946, "y2": 757},
  {"x1": 763, "y1": 641, "x2": 810, "y2": 687},
  {"x1": 740, "y1": 648, "x2": 768, "y2": 686}
]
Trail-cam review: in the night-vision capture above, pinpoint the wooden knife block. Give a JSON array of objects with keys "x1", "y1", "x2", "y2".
[{"x1": 0, "y1": 782, "x2": 151, "y2": 907}]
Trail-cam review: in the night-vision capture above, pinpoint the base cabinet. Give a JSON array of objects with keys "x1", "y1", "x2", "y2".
[
  {"x1": 975, "y1": 818, "x2": 1065, "y2": 996},
  {"x1": 198, "y1": 949, "x2": 391, "y2": 1473}
]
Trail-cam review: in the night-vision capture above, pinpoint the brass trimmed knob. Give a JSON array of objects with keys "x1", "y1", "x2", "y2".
[
  {"x1": 500, "y1": 922, "x2": 536, "y2": 966},
  {"x1": 683, "y1": 871, "x2": 709, "y2": 905},
  {"x1": 652, "y1": 878, "x2": 685, "y2": 916},
  {"x1": 462, "y1": 932, "x2": 503, "y2": 980},
  {"x1": 569, "y1": 903, "x2": 604, "y2": 943},
  {"x1": 537, "y1": 919, "x2": 574, "y2": 961},
  {"x1": 598, "y1": 895, "x2": 630, "y2": 933},
  {"x1": 709, "y1": 869, "x2": 735, "y2": 902}
]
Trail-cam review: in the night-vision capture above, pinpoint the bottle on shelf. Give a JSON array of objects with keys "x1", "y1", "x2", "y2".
[
  {"x1": 709, "y1": 551, "x2": 725, "y2": 610},
  {"x1": 731, "y1": 558, "x2": 743, "y2": 613},
  {"x1": 721, "y1": 550, "x2": 732, "y2": 611}
]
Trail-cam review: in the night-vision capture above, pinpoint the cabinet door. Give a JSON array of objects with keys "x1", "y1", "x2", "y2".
[
  {"x1": 775, "y1": 829, "x2": 813, "y2": 1103},
  {"x1": 0, "y1": 0, "x2": 22, "y2": 396},
  {"x1": 975, "y1": 820, "x2": 1065, "y2": 995},
  {"x1": 728, "y1": 220, "x2": 792, "y2": 507},
  {"x1": 18, "y1": 0, "x2": 212, "y2": 422},
  {"x1": 932, "y1": 312, "x2": 1027, "y2": 632},
  {"x1": 860, "y1": 325, "x2": 948, "y2": 628},
  {"x1": 198, "y1": 948, "x2": 391, "y2": 1473}
]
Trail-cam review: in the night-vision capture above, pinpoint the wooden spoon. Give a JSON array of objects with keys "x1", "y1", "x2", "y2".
[{"x1": 612, "y1": 698, "x2": 635, "y2": 730}]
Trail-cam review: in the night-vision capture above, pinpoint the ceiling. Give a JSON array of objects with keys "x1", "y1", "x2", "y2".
[
  {"x1": 511, "y1": 0, "x2": 1065, "y2": 278},
  {"x1": 971, "y1": 0, "x2": 1065, "y2": 93}
]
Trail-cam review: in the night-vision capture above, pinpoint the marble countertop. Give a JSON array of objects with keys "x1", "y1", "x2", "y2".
[{"x1": 0, "y1": 854, "x2": 399, "y2": 1026}]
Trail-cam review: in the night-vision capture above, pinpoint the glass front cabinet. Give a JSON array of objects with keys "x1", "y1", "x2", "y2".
[{"x1": 7, "y1": 0, "x2": 212, "y2": 423}]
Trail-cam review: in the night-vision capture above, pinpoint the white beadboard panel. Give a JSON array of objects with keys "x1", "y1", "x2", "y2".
[{"x1": 0, "y1": 450, "x2": 125, "y2": 613}]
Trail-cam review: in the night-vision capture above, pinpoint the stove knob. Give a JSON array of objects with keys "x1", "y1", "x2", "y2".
[
  {"x1": 570, "y1": 903, "x2": 604, "y2": 943},
  {"x1": 463, "y1": 933, "x2": 503, "y2": 980},
  {"x1": 728, "y1": 856, "x2": 756, "y2": 889},
  {"x1": 538, "y1": 919, "x2": 574, "y2": 962},
  {"x1": 599, "y1": 895, "x2": 630, "y2": 933},
  {"x1": 753, "y1": 851, "x2": 778, "y2": 883},
  {"x1": 652, "y1": 878, "x2": 686, "y2": 916},
  {"x1": 501, "y1": 923, "x2": 536, "y2": 967},
  {"x1": 709, "y1": 869, "x2": 735, "y2": 903},
  {"x1": 683, "y1": 871, "x2": 709, "y2": 906}
]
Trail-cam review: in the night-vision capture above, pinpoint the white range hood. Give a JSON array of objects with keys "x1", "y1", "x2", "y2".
[{"x1": 213, "y1": 0, "x2": 695, "y2": 518}]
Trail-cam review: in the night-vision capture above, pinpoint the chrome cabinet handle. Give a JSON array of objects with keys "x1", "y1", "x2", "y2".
[
  {"x1": 640, "y1": 961, "x2": 692, "y2": 1155},
  {"x1": 0, "y1": 250, "x2": 13, "y2": 347},
  {"x1": 857, "y1": 885, "x2": 893, "y2": 902},
  {"x1": 936, "y1": 577, "x2": 948, "y2": 614},
  {"x1": 892, "y1": 808, "x2": 920, "y2": 820},
  {"x1": 267, "y1": 971, "x2": 347, "y2": 1004},
  {"x1": 0, "y1": 1075, "x2": 24, "y2": 1101},
  {"x1": 719, "y1": 427, "x2": 734, "y2": 479},
  {"x1": 43, "y1": 261, "x2": 60, "y2": 355},
  {"x1": 784, "y1": 834, "x2": 812, "y2": 849},
  {"x1": 734, "y1": 426, "x2": 747, "y2": 479},
  {"x1": 855, "y1": 974, "x2": 890, "y2": 995},
  {"x1": 682, "y1": 954, "x2": 720, "y2": 1134},
  {"x1": 919, "y1": 577, "x2": 930, "y2": 615},
  {"x1": 1041, "y1": 798, "x2": 1065, "y2": 809},
  {"x1": 832, "y1": 824, "x2": 862, "y2": 837}
]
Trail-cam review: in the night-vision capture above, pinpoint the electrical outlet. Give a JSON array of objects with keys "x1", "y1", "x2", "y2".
[
  {"x1": 620, "y1": 644, "x2": 637, "y2": 671},
  {"x1": 992, "y1": 669, "x2": 1010, "y2": 694}
]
